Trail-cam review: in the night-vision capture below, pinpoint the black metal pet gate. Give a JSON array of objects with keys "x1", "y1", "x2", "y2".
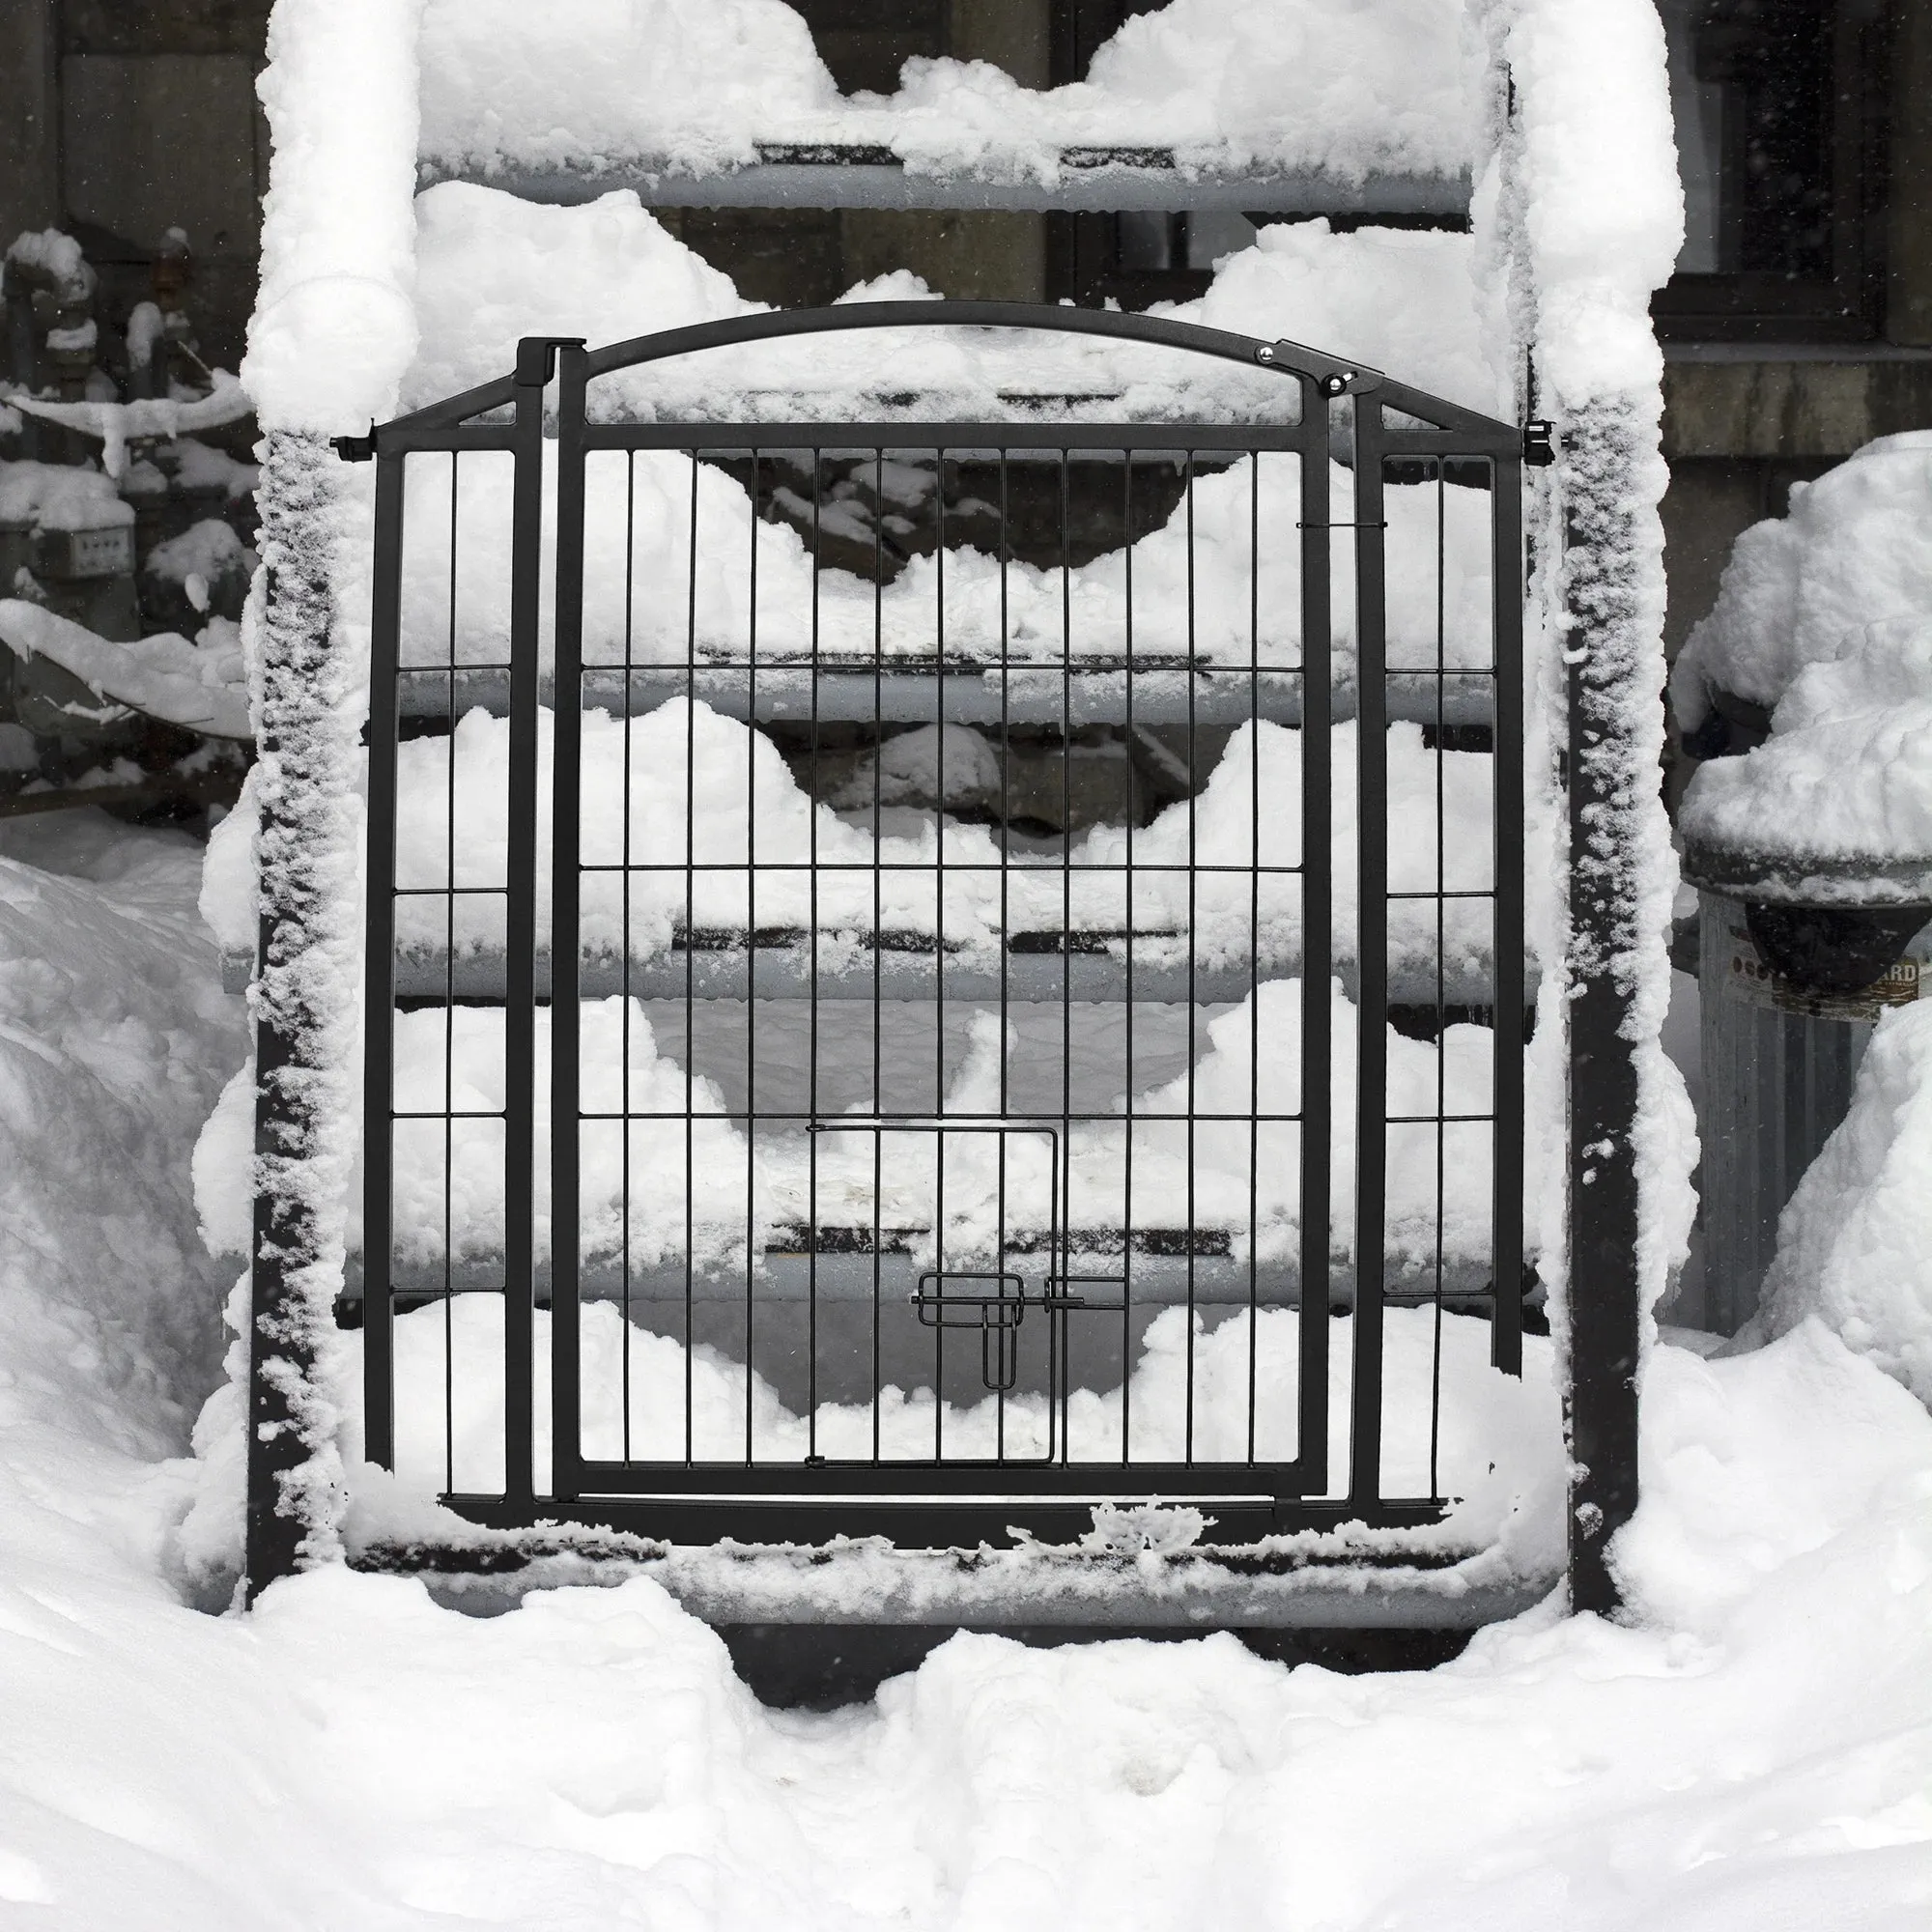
[{"x1": 350, "y1": 303, "x2": 1525, "y2": 1549}]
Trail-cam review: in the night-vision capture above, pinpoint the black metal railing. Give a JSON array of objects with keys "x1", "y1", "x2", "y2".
[{"x1": 347, "y1": 302, "x2": 1525, "y2": 1548}]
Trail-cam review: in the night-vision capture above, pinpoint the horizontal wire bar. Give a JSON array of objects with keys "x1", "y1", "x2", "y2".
[{"x1": 570, "y1": 862, "x2": 1309, "y2": 876}]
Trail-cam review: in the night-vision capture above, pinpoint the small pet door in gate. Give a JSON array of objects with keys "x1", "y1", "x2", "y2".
[{"x1": 356, "y1": 304, "x2": 1526, "y2": 1550}]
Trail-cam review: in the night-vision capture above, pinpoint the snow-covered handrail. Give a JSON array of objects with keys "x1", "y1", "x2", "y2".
[
  {"x1": 0, "y1": 600, "x2": 252, "y2": 741},
  {"x1": 8, "y1": 371, "x2": 254, "y2": 479}
]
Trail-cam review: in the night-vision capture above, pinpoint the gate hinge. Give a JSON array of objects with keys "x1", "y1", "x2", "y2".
[
  {"x1": 331, "y1": 425, "x2": 377, "y2": 463},
  {"x1": 1255, "y1": 340, "x2": 1383, "y2": 398},
  {"x1": 515, "y1": 336, "x2": 588, "y2": 387},
  {"x1": 1522, "y1": 419, "x2": 1556, "y2": 467}
]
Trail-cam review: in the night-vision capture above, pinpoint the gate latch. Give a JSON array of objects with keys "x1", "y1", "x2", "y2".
[{"x1": 911, "y1": 1272, "x2": 1026, "y2": 1392}]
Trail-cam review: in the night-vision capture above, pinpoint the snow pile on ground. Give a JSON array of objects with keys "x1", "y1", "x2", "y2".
[
  {"x1": 416, "y1": 0, "x2": 1473, "y2": 185},
  {"x1": 6, "y1": 1321, "x2": 1932, "y2": 1923},
  {"x1": 0, "y1": 813, "x2": 245, "y2": 1454},
  {"x1": 1757, "y1": 1003, "x2": 1932, "y2": 1406}
]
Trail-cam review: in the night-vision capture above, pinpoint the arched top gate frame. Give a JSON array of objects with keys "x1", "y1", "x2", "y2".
[{"x1": 343, "y1": 301, "x2": 1532, "y2": 1557}]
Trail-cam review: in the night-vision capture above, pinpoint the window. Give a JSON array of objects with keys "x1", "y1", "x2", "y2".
[{"x1": 1653, "y1": 0, "x2": 1889, "y2": 341}]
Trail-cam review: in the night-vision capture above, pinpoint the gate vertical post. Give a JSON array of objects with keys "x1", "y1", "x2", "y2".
[
  {"x1": 1560, "y1": 398, "x2": 1650, "y2": 1616},
  {"x1": 361, "y1": 445, "x2": 405, "y2": 1473},
  {"x1": 549, "y1": 341, "x2": 590, "y2": 1504},
  {"x1": 1294, "y1": 372, "x2": 1332, "y2": 1489},
  {"x1": 244, "y1": 431, "x2": 358, "y2": 1600},
  {"x1": 501, "y1": 339, "x2": 556, "y2": 1515},
  {"x1": 1347, "y1": 393, "x2": 1390, "y2": 1506}
]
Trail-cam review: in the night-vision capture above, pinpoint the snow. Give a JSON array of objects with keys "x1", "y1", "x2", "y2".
[
  {"x1": 196, "y1": 977, "x2": 1505, "y2": 1277},
  {"x1": 10, "y1": 374, "x2": 255, "y2": 482},
  {"x1": 415, "y1": 0, "x2": 1474, "y2": 186},
  {"x1": 1499, "y1": 0, "x2": 1682, "y2": 406},
  {"x1": 1669, "y1": 433, "x2": 1932, "y2": 730},
  {"x1": 405, "y1": 185, "x2": 1499, "y2": 417},
  {"x1": 142, "y1": 518, "x2": 259, "y2": 626},
  {"x1": 198, "y1": 698, "x2": 1510, "y2": 1003},
  {"x1": 1475, "y1": 0, "x2": 1690, "y2": 1343},
  {"x1": 3, "y1": 226, "x2": 91, "y2": 301},
  {"x1": 406, "y1": 183, "x2": 756, "y2": 409},
  {"x1": 245, "y1": 0, "x2": 425, "y2": 431},
  {"x1": 165, "y1": 436, "x2": 260, "y2": 500},
  {"x1": 1673, "y1": 434, "x2": 1932, "y2": 730},
  {"x1": 1679, "y1": 617, "x2": 1932, "y2": 892},
  {"x1": 1756, "y1": 1003, "x2": 1932, "y2": 1407},
  {"x1": 387, "y1": 441, "x2": 1495, "y2": 685},
  {"x1": 0, "y1": 813, "x2": 245, "y2": 1450},
  {"x1": 1675, "y1": 439, "x2": 1932, "y2": 888},
  {"x1": 0, "y1": 600, "x2": 252, "y2": 740},
  {"x1": 125, "y1": 300, "x2": 164, "y2": 372},
  {"x1": 0, "y1": 459, "x2": 133, "y2": 532},
  {"x1": 1174, "y1": 218, "x2": 1505, "y2": 414}
]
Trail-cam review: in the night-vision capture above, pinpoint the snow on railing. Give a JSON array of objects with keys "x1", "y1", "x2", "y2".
[{"x1": 7, "y1": 372, "x2": 254, "y2": 481}]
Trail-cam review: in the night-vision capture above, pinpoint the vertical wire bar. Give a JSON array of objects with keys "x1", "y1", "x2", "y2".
[
  {"x1": 1297, "y1": 384, "x2": 1333, "y2": 1493},
  {"x1": 1430, "y1": 461, "x2": 1448, "y2": 1499},
  {"x1": 808, "y1": 448, "x2": 822, "y2": 1454},
  {"x1": 1183, "y1": 448, "x2": 1199, "y2": 1465},
  {"x1": 362, "y1": 447, "x2": 406, "y2": 1472},
  {"x1": 1058, "y1": 445, "x2": 1072, "y2": 1461},
  {"x1": 500, "y1": 344, "x2": 552, "y2": 1516},
  {"x1": 1348, "y1": 404, "x2": 1391, "y2": 1509},
  {"x1": 549, "y1": 345, "x2": 589, "y2": 1505},
  {"x1": 872, "y1": 445, "x2": 884, "y2": 1463},
  {"x1": 684, "y1": 451, "x2": 698, "y2": 1463},
  {"x1": 441, "y1": 453, "x2": 458, "y2": 1494},
  {"x1": 744, "y1": 449, "x2": 759, "y2": 1466},
  {"x1": 621, "y1": 450, "x2": 636, "y2": 1463},
  {"x1": 995, "y1": 1128, "x2": 1008, "y2": 1461},
  {"x1": 1121, "y1": 447, "x2": 1135, "y2": 1463},
  {"x1": 1247, "y1": 449, "x2": 1262, "y2": 1463},
  {"x1": 933, "y1": 447, "x2": 947, "y2": 1463},
  {"x1": 997, "y1": 449, "x2": 1011, "y2": 1456},
  {"x1": 998, "y1": 450, "x2": 1010, "y2": 1125},
  {"x1": 1491, "y1": 453, "x2": 1526, "y2": 1376}
]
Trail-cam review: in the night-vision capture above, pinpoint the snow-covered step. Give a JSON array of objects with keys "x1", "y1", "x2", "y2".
[
  {"x1": 392, "y1": 665, "x2": 1500, "y2": 729},
  {"x1": 350, "y1": 1247, "x2": 1499, "y2": 1310},
  {"x1": 327, "y1": 983, "x2": 1515, "y2": 1297},
  {"x1": 391, "y1": 449, "x2": 1501, "y2": 703},
  {"x1": 354, "y1": 939, "x2": 1504, "y2": 1009},
  {"x1": 412, "y1": 0, "x2": 1474, "y2": 219},
  {"x1": 216, "y1": 700, "x2": 1518, "y2": 1000}
]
